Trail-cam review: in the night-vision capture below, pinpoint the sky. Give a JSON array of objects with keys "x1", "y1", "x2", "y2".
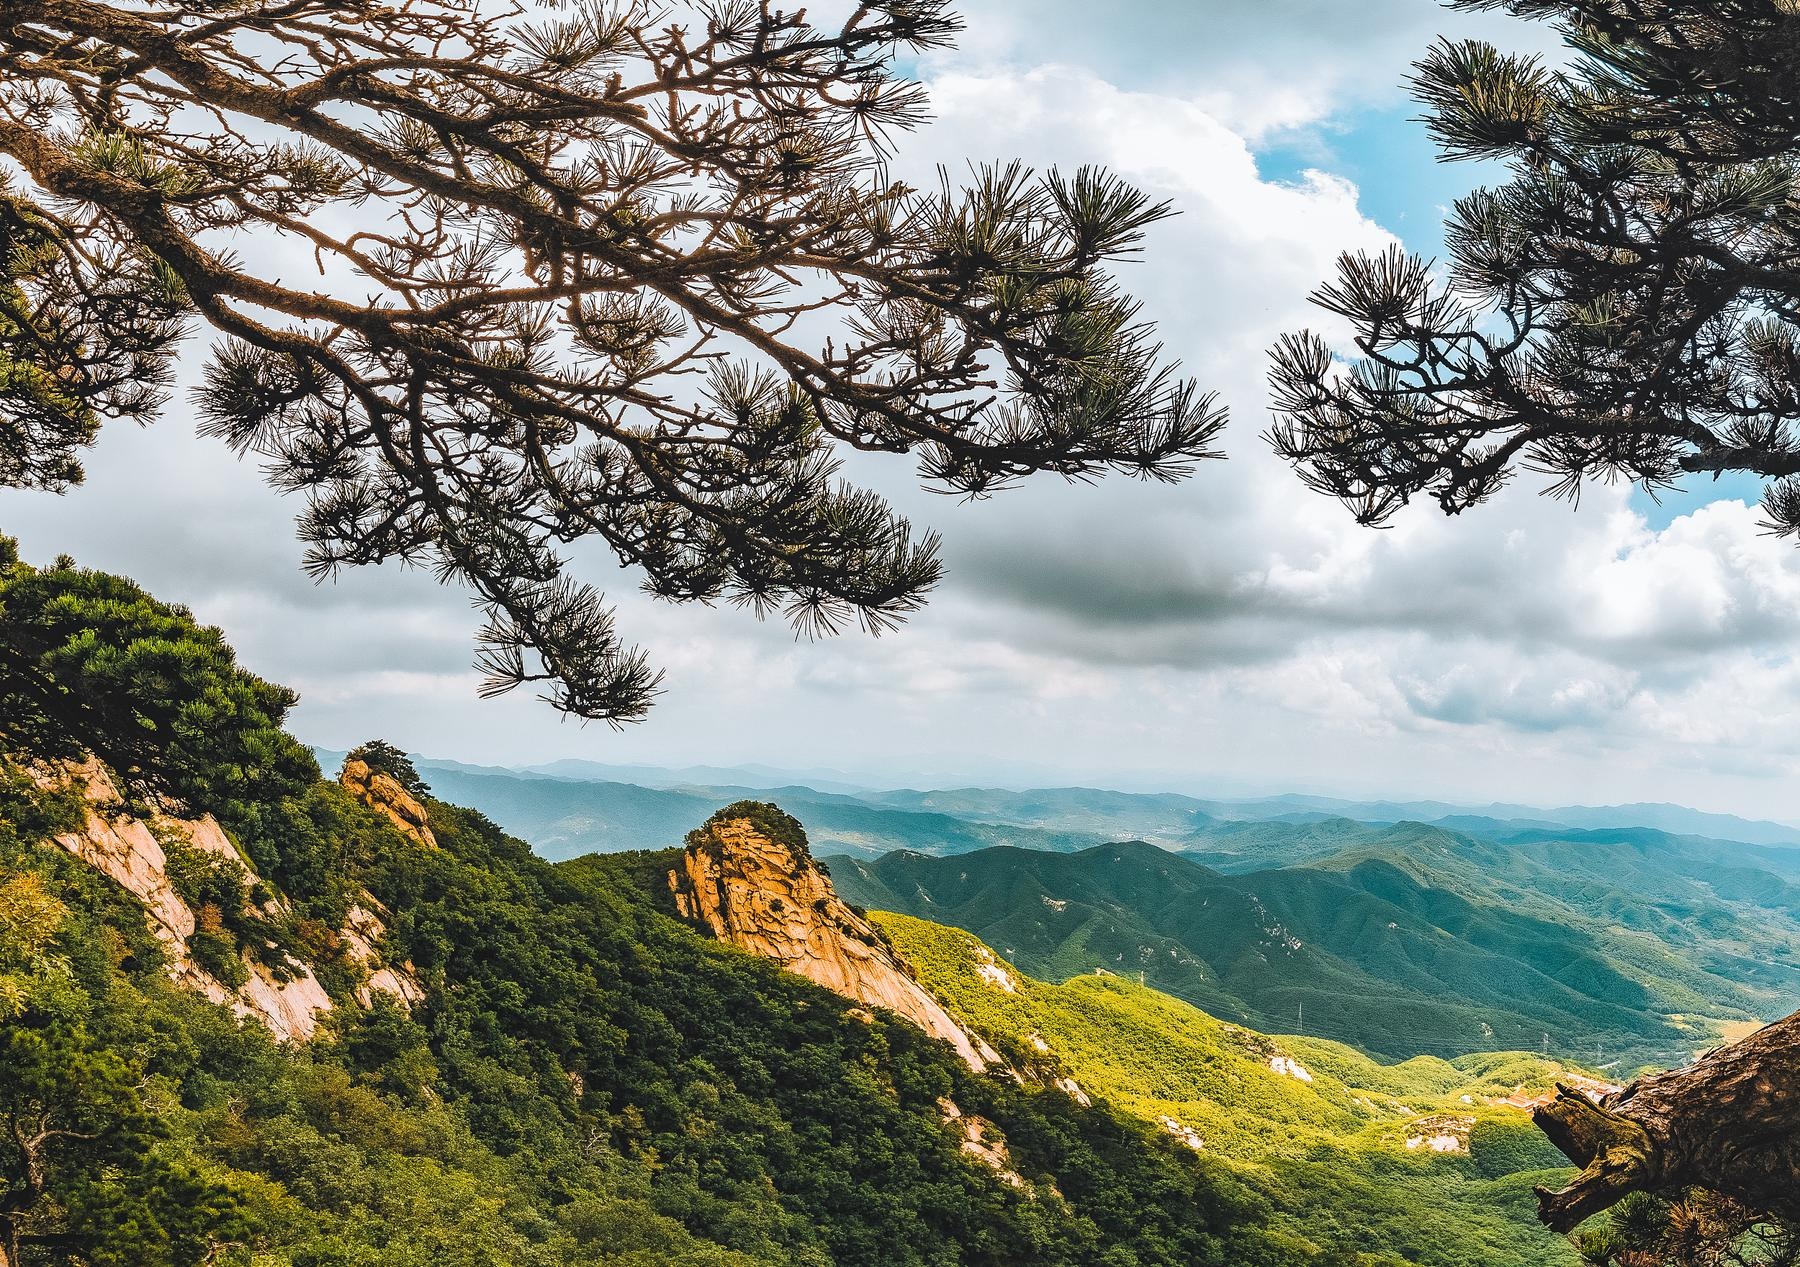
[{"x1": 7, "y1": 1, "x2": 1800, "y2": 819}]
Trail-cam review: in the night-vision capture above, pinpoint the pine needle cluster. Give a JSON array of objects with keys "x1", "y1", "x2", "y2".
[{"x1": 0, "y1": 0, "x2": 1222, "y2": 720}]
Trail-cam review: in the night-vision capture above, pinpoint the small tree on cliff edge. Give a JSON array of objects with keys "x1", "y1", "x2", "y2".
[
  {"x1": 0, "y1": 0, "x2": 1223, "y2": 724},
  {"x1": 344, "y1": 740, "x2": 430, "y2": 799},
  {"x1": 1269, "y1": 0, "x2": 1800, "y2": 1245}
]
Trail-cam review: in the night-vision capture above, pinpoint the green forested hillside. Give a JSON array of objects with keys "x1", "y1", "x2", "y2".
[
  {"x1": 876, "y1": 913, "x2": 1582, "y2": 1267},
  {"x1": 829, "y1": 834, "x2": 1798, "y2": 1065},
  {"x1": 349, "y1": 739, "x2": 1800, "y2": 1077},
  {"x1": 17, "y1": 767, "x2": 1322, "y2": 1266},
  {"x1": 0, "y1": 547, "x2": 1324, "y2": 1267},
  {"x1": 863, "y1": 787, "x2": 1215, "y2": 843},
  {"x1": 1183, "y1": 816, "x2": 1395, "y2": 870}
]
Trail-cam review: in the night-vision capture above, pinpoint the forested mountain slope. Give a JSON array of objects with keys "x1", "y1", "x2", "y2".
[
  {"x1": 873, "y1": 914, "x2": 1587, "y2": 1267},
  {"x1": 0, "y1": 547, "x2": 1335, "y2": 1267},
  {"x1": 829, "y1": 833, "x2": 1800, "y2": 1066}
]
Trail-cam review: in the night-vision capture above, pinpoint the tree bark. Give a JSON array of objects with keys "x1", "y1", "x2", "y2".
[{"x1": 1534, "y1": 1010, "x2": 1800, "y2": 1232}]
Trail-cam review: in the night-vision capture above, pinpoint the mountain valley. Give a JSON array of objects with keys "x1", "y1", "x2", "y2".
[{"x1": 5, "y1": 560, "x2": 1796, "y2": 1266}]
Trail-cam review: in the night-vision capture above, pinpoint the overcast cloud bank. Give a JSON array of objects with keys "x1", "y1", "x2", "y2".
[{"x1": 6, "y1": 5, "x2": 1799, "y2": 818}]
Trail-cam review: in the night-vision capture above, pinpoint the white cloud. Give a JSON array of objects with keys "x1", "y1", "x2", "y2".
[
  {"x1": 931, "y1": 0, "x2": 1561, "y2": 140},
  {"x1": 868, "y1": 63, "x2": 1800, "y2": 812},
  {"x1": 5, "y1": 10, "x2": 1800, "y2": 821}
]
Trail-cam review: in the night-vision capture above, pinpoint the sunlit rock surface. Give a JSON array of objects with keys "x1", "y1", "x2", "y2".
[
  {"x1": 670, "y1": 806, "x2": 1001, "y2": 1072},
  {"x1": 340, "y1": 757, "x2": 437, "y2": 849},
  {"x1": 49, "y1": 759, "x2": 419, "y2": 1040}
]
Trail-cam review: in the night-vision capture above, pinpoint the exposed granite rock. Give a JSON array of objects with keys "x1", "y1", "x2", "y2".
[
  {"x1": 1404, "y1": 1114, "x2": 1475, "y2": 1154},
  {"x1": 938, "y1": 1096, "x2": 1025, "y2": 1186},
  {"x1": 669, "y1": 803, "x2": 1000, "y2": 1072},
  {"x1": 342, "y1": 901, "x2": 426, "y2": 1009},
  {"x1": 1157, "y1": 1115, "x2": 1206, "y2": 1152},
  {"x1": 46, "y1": 759, "x2": 419, "y2": 1041},
  {"x1": 340, "y1": 758, "x2": 437, "y2": 849}
]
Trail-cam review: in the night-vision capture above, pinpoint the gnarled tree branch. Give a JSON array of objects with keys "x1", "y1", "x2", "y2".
[{"x1": 1535, "y1": 1009, "x2": 1800, "y2": 1233}]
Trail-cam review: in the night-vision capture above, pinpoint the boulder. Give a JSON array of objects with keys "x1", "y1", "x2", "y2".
[{"x1": 339, "y1": 758, "x2": 436, "y2": 848}]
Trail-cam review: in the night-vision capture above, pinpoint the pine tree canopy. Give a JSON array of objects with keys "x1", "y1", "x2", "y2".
[
  {"x1": 0, "y1": 537, "x2": 319, "y2": 810},
  {"x1": 1268, "y1": 0, "x2": 1800, "y2": 532},
  {"x1": 0, "y1": 0, "x2": 1224, "y2": 722}
]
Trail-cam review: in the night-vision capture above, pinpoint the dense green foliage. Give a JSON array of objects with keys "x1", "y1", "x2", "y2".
[
  {"x1": 876, "y1": 912, "x2": 1584, "y2": 1267},
  {"x1": 0, "y1": 762, "x2": 251, "y2": 1267},
  {"x1": 830, "y1": 833, "x2": 1798, "y2": 1066},
  {"x1": 0, "y1": 766, "x2": 1326, "y2": 1266},
  {"x1": 0, "y1": 538, "x2": 317, "y2": 812}
]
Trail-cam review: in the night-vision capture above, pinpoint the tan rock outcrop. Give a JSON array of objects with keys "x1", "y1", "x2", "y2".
[
  {"x1": 342, "y1": 901, "x2": 426, "y2": 1009},
  {"x1": 669, "y1": 804, "x2": 1001, "y2": 1072},
  {"x1": 46, "y1": 759, "x2": 419, "y2": 1041},
  {"x1": 939, "y1": 1096, "x2": 1025, "y2": 1186},
  {"x1": 1404, "y1": 1114, "x2": 1475, "y2": 1154},
  {"x1": 340, "y1": 758, "x2": 437, "y2": 848},
  {"x1": 1157, "y1": 1115, "x2": 1205, "y2": 1152}
]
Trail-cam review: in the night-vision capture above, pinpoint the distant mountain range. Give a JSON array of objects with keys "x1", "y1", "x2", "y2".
[
  {"x1": 1192, "y1": 793, "x2": 1800, "y2": 848},
  {"x1": 522, "y1": 757, "x2": 881, "y2": 796},
  {"x1": 313, "y1": 752, "x2": 1800, "y2": 849},
  {"x1": 307, "y1": 746, "x2": 1800, "y2": 1070},
  {"x1": 829, "y1": 824, "x2": 1800, "y2": 1066},
  {"x1": 312, "y1": 749, "x2": 1800, "y2": 854},
  {"x1": 376, "y1": 761, "x2": 1115, "y2": 860}
]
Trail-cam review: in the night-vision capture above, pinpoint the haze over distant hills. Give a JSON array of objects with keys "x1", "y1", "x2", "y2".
[
  {"x1": 308, "y1": 748, "x2": 1800, "y2": 1071},
  {"x1": 1195, "y1": 793, "x2": 1800, "y2": 848},
  {"x1": 314, "y1": 749, "x2": 1800, "y2": 855}
]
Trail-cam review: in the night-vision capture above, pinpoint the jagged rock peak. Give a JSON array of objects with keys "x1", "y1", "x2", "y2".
[
  {"x1": 669, "y1": 802, "x2": 1000, "y2": 1072},
  {"x1": 340, "y1": 758, "x2": 437, "y2": 849}
]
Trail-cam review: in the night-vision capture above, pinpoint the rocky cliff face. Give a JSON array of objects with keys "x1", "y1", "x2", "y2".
[
  {"x1": 669, "y1": 803, "x2": 1001, "y2": 1072},
  {"x1": 340, "y1": 758, "x2": 437, "y2": 848},
  {"x1": 48, "y1": 759, "x2": 419, "y2": 1041}
]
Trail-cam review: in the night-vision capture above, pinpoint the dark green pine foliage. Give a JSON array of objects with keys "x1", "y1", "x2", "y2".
[
  {"x1": 1269, "y1": 1, "x2": 1800, "y2": 532},
  {"x1": 0, "y1": 536, "x2": 318, "y2": 814},
  {"x1": 1572, "y1": 1191, "x2": 1797, "y2": 1267},
  {"x1": 0, "y1": 0, "x2": 1225, "y2": 726},
  {"x1": 0, "y1": 196, "x2": 185, "y2": 494}
]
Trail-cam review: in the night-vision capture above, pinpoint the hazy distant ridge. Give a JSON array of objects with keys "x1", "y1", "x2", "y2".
[{"x1": 313, "y1": 749, "x2": 1800, "y2": 850}]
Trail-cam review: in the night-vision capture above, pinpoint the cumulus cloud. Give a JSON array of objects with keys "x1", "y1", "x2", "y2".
[
  {"x1": 934, "y1": 0, "x2": 1561, "y2": 139},
  {"x1": 3, "y1": 5, "x2": 1799, "y2": 819},
  {"x1": 868, "y1": 59, "x2": 1800, "y2": 811}
]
